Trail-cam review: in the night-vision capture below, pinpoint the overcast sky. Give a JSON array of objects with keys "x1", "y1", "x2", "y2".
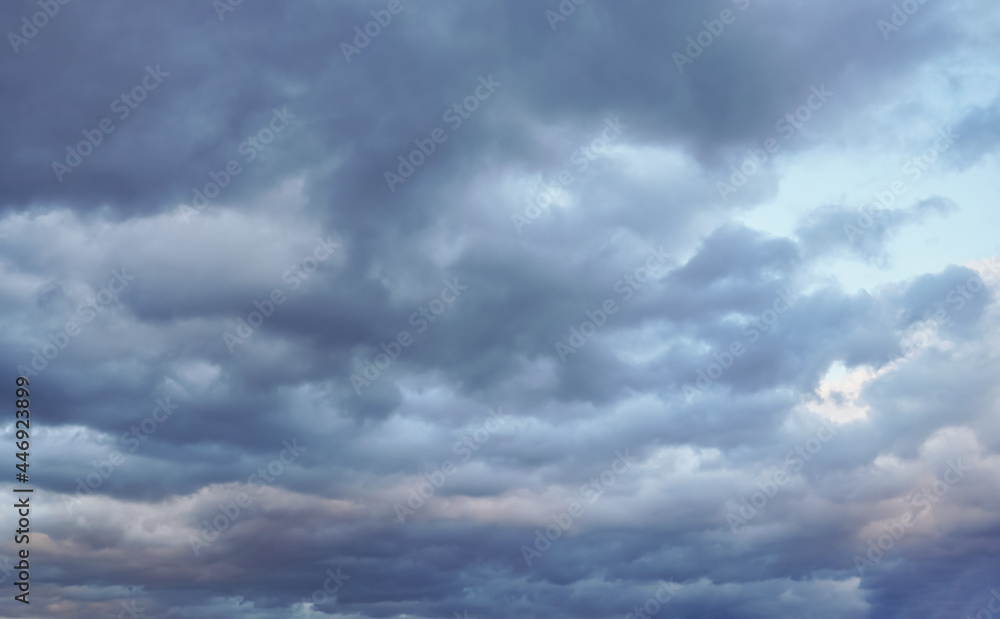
[{"x1": 2, "y1": 1, "x2": 1000, "y2": 618}]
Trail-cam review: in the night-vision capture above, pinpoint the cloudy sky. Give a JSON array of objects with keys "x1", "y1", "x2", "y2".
[{"x1": 2, "y1": 0, "x2": 1000, "y2": 617}]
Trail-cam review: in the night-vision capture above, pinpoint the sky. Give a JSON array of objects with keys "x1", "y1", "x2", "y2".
[{"x1": 1, "y1": 1, "x2": 1000, "y2": 618}]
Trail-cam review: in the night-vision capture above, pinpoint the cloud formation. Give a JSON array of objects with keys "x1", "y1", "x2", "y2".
[{"x1": 2, "y1": 0, "x2": 1000, "y2": 617}]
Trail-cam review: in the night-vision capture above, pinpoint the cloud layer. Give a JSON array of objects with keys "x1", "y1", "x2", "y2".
[{"x1": 2, "y1": 0, "x2": 1000, "y2": 617}]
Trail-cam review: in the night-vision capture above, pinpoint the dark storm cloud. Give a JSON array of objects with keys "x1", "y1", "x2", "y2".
[{"x1": 0, "y1": 0, "x2": 965, "y2": 221}]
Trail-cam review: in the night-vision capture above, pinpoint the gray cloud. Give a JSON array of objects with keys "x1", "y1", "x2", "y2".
[{"x1": 1, "y1": 0, "x2": 998, "y2": 617}]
